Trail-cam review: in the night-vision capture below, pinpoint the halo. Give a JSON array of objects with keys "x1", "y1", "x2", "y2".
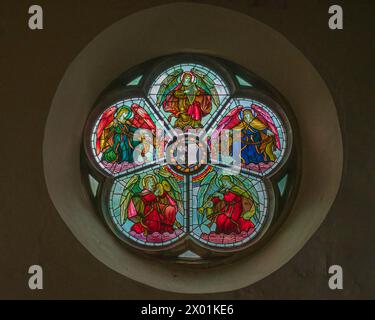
[
  {"x1": 115, "y1": 106, "x2": 133, "y2": 120},
  {"x1": 180, "y1": 71, "x2": 195, "y2": 84},
  {"x1": 239, "y1": 107, "x2": 253, "y2": 120},
  {"x1": 141, "y1": 174, "x2": 157, "y2": 189}
]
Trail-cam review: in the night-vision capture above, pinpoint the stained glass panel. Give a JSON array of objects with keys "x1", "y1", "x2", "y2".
[
  {"x1": 235, "y1": 75, "x2": 253, "y2": 87},
  {"x1": 108, "y1": 166, "x2": 187, "y2": 246},
  {"x1": 189, "y1": 166, "x2": 269, "y2": 247},
  {"x1": 88, "y1": 174, "x2": 99, "y2": 196},
  {"x1": 90, "y1": 98, "x2": 165, "y2": 176},
  {"x1": 148, "y1": 64, "x2": 230, "y2": 130},
  {"x1": 127, "y1": 75, "x2": 143, "y2": 86},
  {"x1": 84, "y1": 55, "x2": 294, "y2": 256},
  {"x1": 278, "y1": 174, "x2": 288, "y2": 196},
  {"x1": 209, "y1": 98, "x2": 287, "y2": 176}
]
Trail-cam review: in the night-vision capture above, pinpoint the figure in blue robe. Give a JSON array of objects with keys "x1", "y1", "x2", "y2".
[{"x1": 235, "y1": 109, "x2": 276, "y2": 165}]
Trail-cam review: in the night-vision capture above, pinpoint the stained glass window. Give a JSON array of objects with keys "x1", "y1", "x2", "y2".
[{"x1": 82, "y1": 54, "x2": 296, "y2": 263}]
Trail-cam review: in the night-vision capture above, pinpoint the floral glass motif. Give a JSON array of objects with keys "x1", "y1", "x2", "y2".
[{"x1": 85, "y1": 56, "x2": 291, "y2": 253}]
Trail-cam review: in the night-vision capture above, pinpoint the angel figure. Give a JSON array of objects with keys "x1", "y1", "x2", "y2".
[
  {"x1": 119, "y1": 169, "x2": 184, "y2": 236},
  {"x1": 198, "y1": 174, "x2": 257, "y2": 235},
  {"x1": 96, "y1": 104, "x2": 156, "y2": 164},
  {"x1": 156, "y1": 69, "x2": 220, "y2": 129},
  {"x1": 215, "y1": 105, "x2": 280, "y2": 166}
]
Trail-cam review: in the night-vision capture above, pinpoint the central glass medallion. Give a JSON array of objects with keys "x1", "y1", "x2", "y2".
[{"x1": 167, "y1": 132, "x2": 208, "y2": 176}]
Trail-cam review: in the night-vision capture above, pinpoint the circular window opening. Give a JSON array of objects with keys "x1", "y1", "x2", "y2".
[{"x1": 82, "y1": 53, "x2": 299, "y2": 265}]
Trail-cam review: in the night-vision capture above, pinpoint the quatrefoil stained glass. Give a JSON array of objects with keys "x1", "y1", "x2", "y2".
[{"x1": 83, "y1": 55, "x2": 294, "y2": 259}]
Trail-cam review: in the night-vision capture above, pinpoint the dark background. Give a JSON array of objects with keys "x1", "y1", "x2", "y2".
[{"x1": 0, "y1": 0, "x2": 374, "y2": 299}]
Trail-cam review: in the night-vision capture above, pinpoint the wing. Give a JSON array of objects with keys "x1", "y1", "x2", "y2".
[
  {"x1": 231, "y1": 176, "x2": 254, "y2": 201},
  {"x1": 164, "y1": 177, "x2": 184, "y2": 213},
  {"x1": 251, "y1": 104, "x2": 281, "y2": 149},
  {"x1": 197, "y1": 170, "x2": 218, "y2": 209},
  {"x1": 196, "y1": 171, "x2": 220, "y2": 224},
  {"x1": 232, "y1": 177, "x2": 262, "y2": 221},
  {"x1": 155, "y1": 168, "x2": 184, "y2": 213},
  {"x1": 211, "y1": 105, "x2": 244, "y2": 140},
  {"x1": 120, "y1": 175, "x2": 140, "y2": 224},
  {"x1": 191, "y1": 68, "x2": 220, "y2": 107},
  {"x1": 96, "y1": 106, "x2": 116, "y2": 155},
  {"x1": 156, "y1": 69, "x2": 183, "y2": 106},
  {"x1": 130, "y1": 104, "x2": 156, "y2": 131},
  {"x1": 231, "y1": 177, "x2": 259, "y2": 221}
]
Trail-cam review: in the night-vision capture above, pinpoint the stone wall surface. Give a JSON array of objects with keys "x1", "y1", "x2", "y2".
[{"x1": 0, "y1": 0, "x2": 374, "y2": 299}]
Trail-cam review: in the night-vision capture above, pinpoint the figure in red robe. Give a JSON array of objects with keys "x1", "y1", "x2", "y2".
[
  {"x1": 120, "y1": 172, "x2": 184, "y2": 236},
  {"x1": 199, "y1": 175, "x2": 256, "y2": 235},
  {"x1": 156, "y1": 69, "x2": 220, "y2": 129},
  {"x1": 130, "y1": 187, "x2": 177, "y2": 235},
  {"x1": 212, "y1": 190, "x2": 254, "y2": 234}
]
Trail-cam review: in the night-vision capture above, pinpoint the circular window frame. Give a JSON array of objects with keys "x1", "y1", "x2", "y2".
[{"x1": 81, "y1": 53, "x2": 299, "y2": 264}]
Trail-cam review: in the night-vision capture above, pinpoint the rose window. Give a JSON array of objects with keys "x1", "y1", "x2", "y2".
[{"x1": 82, "y1": 54, "x2": 296, "y2": 263}]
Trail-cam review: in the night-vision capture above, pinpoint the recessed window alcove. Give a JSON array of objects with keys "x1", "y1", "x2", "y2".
[{"x1": 43, "y1": 3, "x2": 343, "y2": 293}]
